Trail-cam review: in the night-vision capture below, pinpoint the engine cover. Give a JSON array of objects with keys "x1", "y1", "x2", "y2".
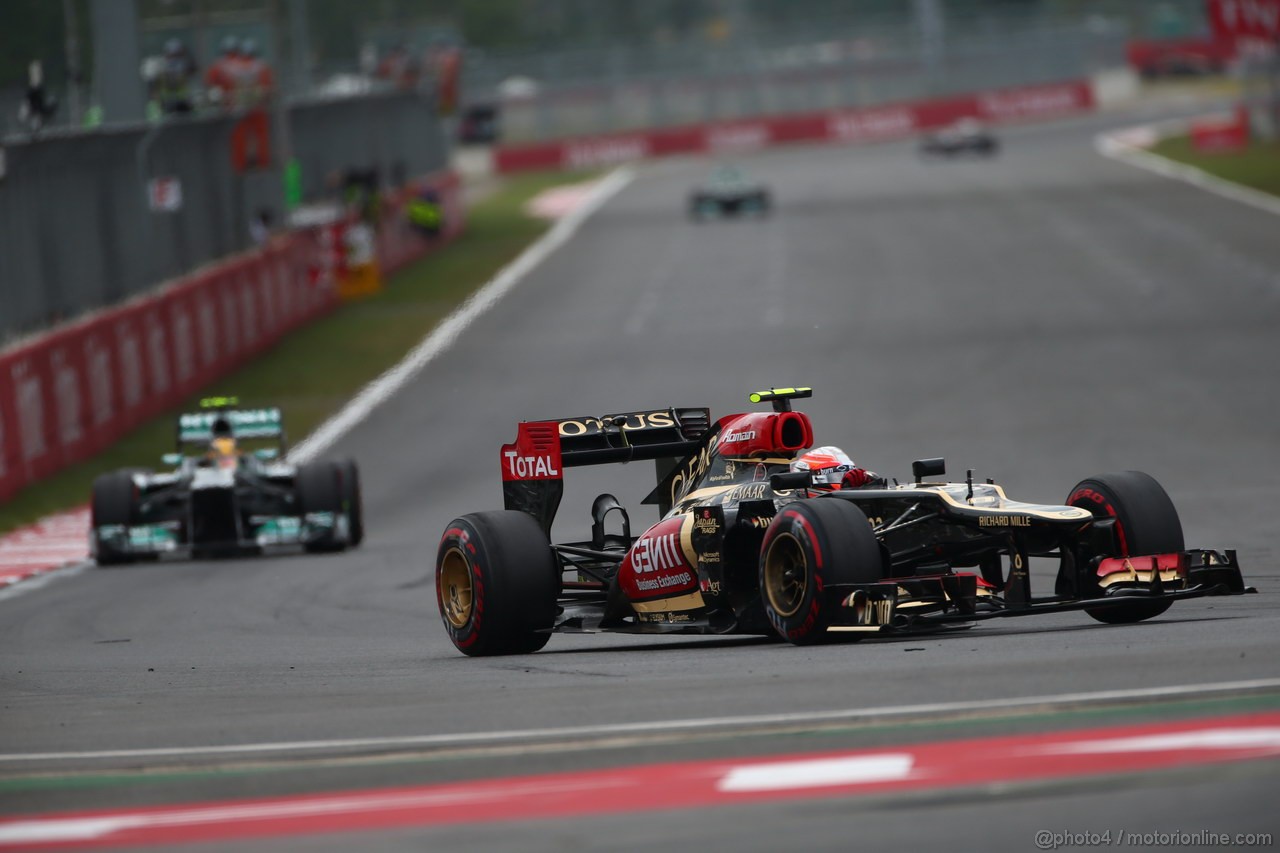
[{"x1": 716, "y1": 411, "x2": 813, "y2": 458}]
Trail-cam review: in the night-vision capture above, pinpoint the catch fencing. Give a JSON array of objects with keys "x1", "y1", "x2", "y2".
[
  {"x1": 0, "y1": 91, "x2": 449, "y2": 344},
  {"x1": 466, "y1": 16, "x2": 1127, "y2": 143}
]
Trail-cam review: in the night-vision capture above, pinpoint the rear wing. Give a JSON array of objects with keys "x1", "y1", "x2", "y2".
[
  {"x1": 176, "y1": 407, "x2": 287, "y2": 449},
  {"x1": 501, "y1": 407, "x2": 711, "y2": 532}
]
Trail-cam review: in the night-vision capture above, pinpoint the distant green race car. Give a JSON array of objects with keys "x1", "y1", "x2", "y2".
[
  {"x1": 90, "y1": 398, "x2": 363, "y2": 564},
  {"x1": 688, "y1": 165, "x2": 772, "y2": 220}
]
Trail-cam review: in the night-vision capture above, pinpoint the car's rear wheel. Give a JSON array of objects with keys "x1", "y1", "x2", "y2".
[
  {"x1": 1067, "y1": 471, "x2": 1183, "y2": 624},
  {"x1": 91, "y1": 471, "x2": 141, "y2": 566},
  {"x1": 297, "y1": 462, "x2": 347, "y2": 553},
  {"x1": 759, "y1": 498, "x2": 883, "y2": 645},
  {"x1": 436, "y1": 511, "x2": 560, "y2": 656}
]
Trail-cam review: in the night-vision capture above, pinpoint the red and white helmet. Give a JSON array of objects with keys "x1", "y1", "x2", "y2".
[{"x1": 790, "y1": 445, "x2": 856, "y2": 489}]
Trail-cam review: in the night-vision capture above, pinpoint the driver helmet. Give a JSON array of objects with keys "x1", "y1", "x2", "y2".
[
  {"x1": 220, "y1": 35, "x2": 240, "y2": 56},
  {"x1": 210, "y1": 437, "x2": 237, "y2": 456},
  {"x1": 210, "y1": 418, "x2": 237, "y2": 459},
  {"x1": 790, "y1": 445, "x2": 856, "y2": 489}
]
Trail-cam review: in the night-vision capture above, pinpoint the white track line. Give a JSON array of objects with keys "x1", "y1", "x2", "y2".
[
  {"x1": 289, "y1": 166, "x2": 636, "y2": 464},
  {"x1": 5, "y1": 677, "x2": 1279, "y2": 764},
  {"x1": 1095, "y1": 122, "x2": 1280, "y2": 219}
]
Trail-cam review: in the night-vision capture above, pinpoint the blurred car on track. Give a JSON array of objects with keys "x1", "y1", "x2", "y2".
[
  {"x1": 434, "y1": 387, "x2": 1250, "y2": 656},
  {"x1": 459, "y1": 102, "x2": 501, "y2": 144},
  {"x1": 90, "y1": 398, "x2": 363, "y2": 564},
  {"x1": 497, "y1": 76, "x2": 539, "y2": 99},
  {"x1": 919, "y1": 118, "x2": 1000, "y2": 158},
  {"x1": 688, "y1": 164, "x2": 772, "y2": 220}
]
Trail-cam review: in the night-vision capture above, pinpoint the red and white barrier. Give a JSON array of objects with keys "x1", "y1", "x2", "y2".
[
  {"x1": 0, "y1": 236, "x2": 329, "y2": 505},
  {"x1": 494, "y1": 79, "x2": 1094, "y2": 173},
  {"x1": 1189, "y1": 107, "x2": 1251, "y2": 152},
  {"x1": 0, "y1": 170, "x2": 464, "y2": 508}
]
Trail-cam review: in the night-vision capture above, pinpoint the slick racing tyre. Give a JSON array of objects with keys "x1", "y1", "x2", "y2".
[
  {"x1": 759, "y1": 498, "x2": 883, "y2": 645},
  {"x1": 91, "y1": 471, "x2": 141, "y2": 566},
  {"x1": 339, "y1": 458, "x2": 364, "y2": 547},
  {"x1": 297, "y1": 462, "x2": 347, "y2": 553},
  {"x1": 1067, "y1": 471, "x2": 1184, "y2": 624},
  {"x1": 436, "y1": 511, "x2": 559, "y2": 656}
]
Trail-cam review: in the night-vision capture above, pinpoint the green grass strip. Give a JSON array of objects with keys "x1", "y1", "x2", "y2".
[
  {"x1": 0, "y1": 170, "x2": 598, "y2": 535},
  {"x1": 1149, "y1": 134, "x2": 1280, "y2": 198}
]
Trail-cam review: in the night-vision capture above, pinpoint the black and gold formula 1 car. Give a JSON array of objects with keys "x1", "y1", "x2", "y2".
[{"x1": 434, "y1": 388, "x2": 1250, "y2": 655}]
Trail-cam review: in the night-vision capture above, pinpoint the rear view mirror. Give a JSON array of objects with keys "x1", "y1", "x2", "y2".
[
  {"x1": 254, "y1": 448, "x2": 278, "y2": 461},
  {"x1": 912, "y1": 458, "x2": 946, "y2": 482},
  {"x1": 162, "y1": 452, "x2": 183, "y2": 466},
  {"x1": 770, "y1": 471, "x2": 812, "y2": 491}
]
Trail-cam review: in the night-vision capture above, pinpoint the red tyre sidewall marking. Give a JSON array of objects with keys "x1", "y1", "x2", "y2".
[
  {"x1": 438, "y1": 527, "x2": 481, "y2": 650},
  {"x1": 790, "y1": 510, "x2": 825, "y2": 641},
  {"x1": 1069, "y1": 488, "x2": 1129, "y2": 555}
]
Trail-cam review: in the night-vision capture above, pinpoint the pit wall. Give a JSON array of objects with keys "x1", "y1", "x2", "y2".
[
  {"x1": 0, "y1": 170, "x2": 463, "y2": 503},
  {"x1": 494, "y1": 79, "x2": 1097, "y2": 173}
]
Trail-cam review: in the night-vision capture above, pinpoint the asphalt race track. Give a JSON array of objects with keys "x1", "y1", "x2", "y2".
[{"x1": 3, "y1": 106, "x2": 1279, "y2": 851}]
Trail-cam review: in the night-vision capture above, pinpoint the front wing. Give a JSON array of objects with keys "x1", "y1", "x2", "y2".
[
  {"x1": 539, "y1": 550, "x2": 1250, "y2": 639},
  {"x1": 826, "y1": 549, "x2": 1252, "y2": 635},
  {"x1": 92, "y1": 511, "x2": 353, "y2": 559}
]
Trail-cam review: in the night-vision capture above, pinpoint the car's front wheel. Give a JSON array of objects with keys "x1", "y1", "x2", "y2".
[
  {"x1": 91, "y1": 471, "x2": 141, "y2": 566},
  {"x1": 297, "y1": 462, "x2": 347, "y2": 553},
  {"x1": 338, "y1": 458, "x2": 364, "y2": 547},
  {"x1": 1067, "y1": 470, "x2": 1183, "y2": 624},
  {"x1": 759, "y1": 498, "x2": 883, "y2": 645}
]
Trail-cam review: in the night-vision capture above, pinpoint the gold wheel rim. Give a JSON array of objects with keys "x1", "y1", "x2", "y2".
[
  {"x1": 763, "y1": 533, "x2": 807, "y2": 618},
  {"x1": 439, "y1": 547, "x2": 474, "y2": 629}
]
